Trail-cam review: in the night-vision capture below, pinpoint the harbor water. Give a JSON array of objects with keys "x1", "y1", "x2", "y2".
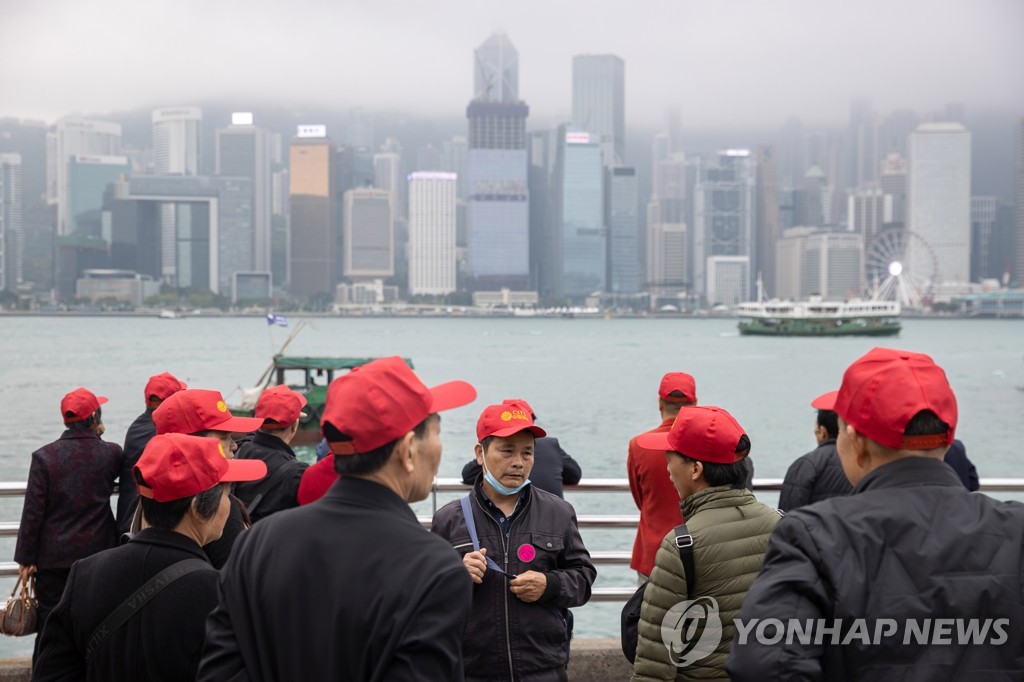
[{"x1": 0, "y1": 315, "x2": 1021, "y2": 655}]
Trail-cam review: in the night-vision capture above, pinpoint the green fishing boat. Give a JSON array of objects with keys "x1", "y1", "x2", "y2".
[{"x1": 735, "y1": 299, "x2": 902, "y2": 337}]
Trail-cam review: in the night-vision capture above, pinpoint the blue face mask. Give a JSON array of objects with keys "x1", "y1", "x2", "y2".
[{"x1": 483, "y1": 460, "x2": 531, "y2": 496}]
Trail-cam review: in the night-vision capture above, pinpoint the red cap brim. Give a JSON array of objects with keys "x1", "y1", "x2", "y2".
[
  {"x1": 97, "y1": 396, "x2": 109, "y2": 406},
  {"x1": 487, "y1": 424, "x2": 547, "y2": 439},
  {"x1": 215, "y1": 415, "x2": 265, "y2": 434},
  {"x1": 221, "y1": 458, "x2": 268, "y2": 483},
  {"x1": 636, "y1": 431, "x2": 672, "y2": 451},
  {"x1": 428, "y1": 380, "x2": 477, "y2": 413},
  {"x1": 811, "y1": 390, "x2": 839, "y2": 411}
]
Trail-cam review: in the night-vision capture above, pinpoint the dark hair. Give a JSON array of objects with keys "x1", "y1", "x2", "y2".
[
  {"x1": 137, "y1": 480, "x2": 223, "y2": 530},
  {"x1": 65, "y1": 407, "x2": 102, "y2": 432},
  {"x1": 676, "y1": 434, "x2": 751, "y2": 488},
  {"x1": 328, "y1": 416, "x2": 432, "y2": 476},
  {"x1": 904, "y1": 410, "x2": 950, "y2": 437},
  {"x1": 816, "y1": 409, "x2": 839, "y2": 439}
]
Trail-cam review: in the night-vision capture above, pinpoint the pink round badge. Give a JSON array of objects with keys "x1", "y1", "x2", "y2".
[{"x1": 517, "y1": 543, "x2": 536, "y2": 563}]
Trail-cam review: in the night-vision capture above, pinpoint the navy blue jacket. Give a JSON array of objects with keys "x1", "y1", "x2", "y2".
[
  {"x1": 778, "y1": 439, "x2": 853, "y2": 511},
  {"x1": 116, "y1": 408, "x2": 157, "y2": 534}
]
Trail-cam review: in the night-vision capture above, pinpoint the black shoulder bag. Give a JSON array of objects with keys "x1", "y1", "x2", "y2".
[
  {"x1": 620, "y1": 524, "x2": 695, "y2": 664},
  {"x1": 86, "y1": 559, "x2": 210, "y2": 658}
]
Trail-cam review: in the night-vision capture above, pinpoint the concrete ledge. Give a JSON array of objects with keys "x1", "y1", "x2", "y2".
[
  {"x1": 569, "y1": 638, "x2": 633, "y2": 681},
  {"x1": 0, "y1": 640, "x2": 632, "y2": 681}
]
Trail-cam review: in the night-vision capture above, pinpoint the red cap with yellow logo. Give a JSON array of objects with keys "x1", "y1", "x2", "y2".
[
  {"x1": 153, "y1": 389, "x2": 265, "y2": 435},
  {"x1": 476, "y1": 401, "x2": 547, "y2": 442},
  {"x1": 134, "y1": 433, "x2": 267, "y2": 502}
]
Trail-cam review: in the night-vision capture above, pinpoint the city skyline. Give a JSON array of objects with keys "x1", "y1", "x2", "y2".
[{"x1": 2, "y1": 0, "x2": 1022, "y2": 129}]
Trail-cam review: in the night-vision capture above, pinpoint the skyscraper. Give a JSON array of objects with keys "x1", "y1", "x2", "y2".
[
  {"x1": 755, "y1": 146, "x2": 780, "y2": 296},
  {"x1": 572, "y1": 54, "x2": 625, "y2": 166},
  {"x1": 466, "y1": 33, "x2": 529, "y2": 291},
  {"x1": 0, "y1": 153, "x2": 23, "y2": 291},
  {"x1": 407, "y1": 172, "x2": 456, "y2": 296},
  {"x1": 289, "y1": 132, "x2": 336, "y2": 298},
  {"x1": 474, "y1": 32, "x2": 518, "y2": 101},
  {"x1": 48, "y1": 117, "x2": 122, "y2": 235},
  {"x1": 879, "y1": 153, "x2": 908, "y2": 226},
  {"x1": 343, "y1": 187, "x2": 393, "y2": 280},
  {"x1": 373, "y1": 152, "x2": 402, "y2": 222},
  {"x1": 67, "y1": 155, "x2": 131, "y2": 236},
  {"x1": 908, "y1": 123, "x2": 971, "y2": 285},
  {"x1": 971, "y1": 196, "x2": 998, "y2": 282},
  {"x1": 692, "y1": 150, "x2": 757, "y2": 301},
  {"x1": 553, "y1": 129, "x2": 604, "y2": 299},
  {"x1": 606, "y1": 166, "x2": 639, "y2": 295},
  {"x1": 774, "y1": 228, "x2": 863, "y2": 300},
  {"x1": 152, "y1": 107, "x2": 202, "y2": 176},
  {"x1": 846, "y1": 99, "x2": 879, "y2": 189},
  {"x1": 217, "y1": 115, "x2": 272, "y2": 272}
]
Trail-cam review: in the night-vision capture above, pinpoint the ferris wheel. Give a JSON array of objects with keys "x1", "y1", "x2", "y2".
[{"x1": 865, "y1": 227, "x2": 940, "y2": 309}]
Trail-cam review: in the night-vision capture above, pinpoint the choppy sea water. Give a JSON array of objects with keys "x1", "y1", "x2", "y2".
[{"x1": 0, "y1": 315, "x2": 1021, "y2": 653}]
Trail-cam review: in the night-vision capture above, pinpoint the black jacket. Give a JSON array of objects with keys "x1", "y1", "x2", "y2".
[
  {"x1": 727, "y1": 457, "x2": 1024, "y2": 680},
  {"x1": 33, "y1": 528, "x2": 218, "y2": 682},
  {"x1": 116, "y1": 408, "x2": 157, "y2": 534},
  {"x1": 461, "y1": 437, "x2": 582, "y2": 498},
  {"x1": 778, "y1": 438, "x2": 852, "y2": 511},
  {"x1": 233, "y1": 431, "x2": 308, "y2": 522},
  {"x1": 944, "y1": 439, "x2": 980, "y2": 491},
  {"x1": 16, "y1": 430, "x2": 123, "y2": 569},
  {"x1": 431, "y1": 482, "x2": 596, "y2": 681},
  {"x1": 198, "y1": 476, "x2": 473, "y2": 682}
]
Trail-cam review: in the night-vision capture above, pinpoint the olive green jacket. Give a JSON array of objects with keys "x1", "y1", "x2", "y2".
[{"x1": 631, "y1": 486, "x2": 781, "y2": 682}]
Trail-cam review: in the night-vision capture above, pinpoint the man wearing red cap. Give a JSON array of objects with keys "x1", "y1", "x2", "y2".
[
  {"x1": 627, "y1": 372, "x2": 697, "y2": 582},
  {"x1": 116, "y1": 371, "x2": 188, "y2": 533},
  {"x1": 431, "y1": 401, "x2": 596, "y2": 681},
  {"x1": 778, "y1": 390, "x2": 852, "y2": 511},
  {"x1": 15, "y1": 387, "x2": 124, "y2": 659},
  {"x1": 153, "y1": 389, "x2": 264, "y2": 568},
  {"x1": 233, "y1": 385, "x2": 310, "y2": 522},
  {"x1": 199, "y1": 356, "x2": 478, "y2": 682},
  {"x1": 631, "y1": 406, "x2": 780, "y2": 681},
  {"x1": 728, "y1": 348, "x2": 1024, "y2": 679},
  {"x1": 34, "y1": 434, "x2": 265, "y2": 682}
]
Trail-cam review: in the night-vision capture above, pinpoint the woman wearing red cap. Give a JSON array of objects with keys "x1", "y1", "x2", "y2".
[{"x1": 15, "y1": 387, "x2": 125, "y2": 659}]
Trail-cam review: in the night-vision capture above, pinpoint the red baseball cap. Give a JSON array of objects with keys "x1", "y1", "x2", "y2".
[
  {"x1": 256, "y1": 385, "x2": 308, "y2": 427},
  {"x1": 476, "y1": 402, "x2": 547, "y2": 442},
  {"x1": 502, "y1": 398, "x2": 536, "y2": 418},
  {"x1": 323, "y1": 356, "x2": 476, "y2": 455},
  {"x1": 153, "y1": 389, "x2": 265, "y2": 435},
  {"x1": 134, "y1": 433, "x2": 267, "y2": 502},
  {"x1": 145, "y1": 372, "x2": 187, "y2": 404},
  {"x1": 811, "y1": 390, "x2": 838, "y2": 411},
  {"x1": 636, "y1": 406, "x2": 748, "y2": 464},
  {"x1": 61, "y1": 387, "x2": 108, "y2": 423},
  {"x1": 659, "y1": 372, "x2": 697, "y2": 403},
  {"x1": 834, "y1": 347, "x2": 957, "y2": 451}
]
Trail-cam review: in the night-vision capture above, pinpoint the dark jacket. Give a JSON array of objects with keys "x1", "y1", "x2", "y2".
[
  {"x1": 632, "y1": 487, "x2": 781, "y2": 682},
  {"x1": 15, "y1": 430, "x2": 123, "y2": 569},
  {"x1": 727, "y1": 457, "x2": 1024, "y2": 680},
  {"x1": 33, "y1": 528, "x2": 219, "y2": 682},
  {"x1": 778, "y1": 438, "x2": 852, "y2": 511},
  {"x1": 201, "y1": 496, "x2": 247, "y2": 570},
  {"x1": 462, "y1": 437, "x2": 582, "y2": 498},
  {"x1": 198, "y1": 476, "x2": 473, "y2": 682},
  {"x1": 116, "y1": 408, "x2": 157, "y2": 534},
  {"x1": 431, "y1": 482, "x2": 597, "y2": 681},
  {"x1": 944, "y1": 439, "x2": 979, "y2": 491},
  {"x1": 233, "y1": 431, "x2": 308, "y2": 522}
]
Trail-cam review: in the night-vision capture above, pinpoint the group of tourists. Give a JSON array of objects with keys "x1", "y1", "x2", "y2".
[{"x1": 11, "y1": 345, "x2": 1024, "y2": 680}]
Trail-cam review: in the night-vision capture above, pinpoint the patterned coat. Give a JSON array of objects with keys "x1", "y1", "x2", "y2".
[{"x1": 15, "y1": 430, "x2": 123, "y2": 569}]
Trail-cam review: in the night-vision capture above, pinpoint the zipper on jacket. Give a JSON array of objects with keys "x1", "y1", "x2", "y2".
[{"x1": 472, "y1": 492, "x2": 532, "y2": 682}]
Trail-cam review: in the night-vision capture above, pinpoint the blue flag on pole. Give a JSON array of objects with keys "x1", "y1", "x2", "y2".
[{"x1": 266, "y1": 313, "x2": 288, "y2": 327}]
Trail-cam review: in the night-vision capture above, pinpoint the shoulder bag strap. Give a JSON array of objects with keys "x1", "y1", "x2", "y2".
[
  {"x1": 246, "y1": 460, "x2": 296, "y2": 515},
  {"x1": 460, "y1": 495, "x2": 507, "y2": 575},
  {"x1": 86, "y1": 558, "x2": 210, "y2": 658},
  {"x1": 674, "y1": 523, "x2": 696, "y2": 598}
]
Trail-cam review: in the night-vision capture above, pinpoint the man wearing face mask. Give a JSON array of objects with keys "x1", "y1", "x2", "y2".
[{"x1": 431, "y1": 401, "x2": 596, "y2": 682}]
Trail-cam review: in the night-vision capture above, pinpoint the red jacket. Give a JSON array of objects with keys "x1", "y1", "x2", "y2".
[
  {"x1": 297, "y1": 455, "x2": 337, "y2": 505},
  {"x1": 627, "y1": 418, "x2": 683, "y2": 574}
]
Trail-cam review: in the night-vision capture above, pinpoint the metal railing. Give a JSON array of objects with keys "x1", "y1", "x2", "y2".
[{"x1": 2, "y1": 477, "x2": 1023, "y2": 602}]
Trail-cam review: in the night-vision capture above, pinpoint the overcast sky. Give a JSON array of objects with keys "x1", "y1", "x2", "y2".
[{"x1": 2, "y1": 0, "x2": 1022, "y2": 130}]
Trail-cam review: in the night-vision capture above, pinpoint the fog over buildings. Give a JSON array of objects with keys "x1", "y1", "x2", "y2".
[{"x1": 2, "y1": 0, "x2": 1022, "y2": 128}]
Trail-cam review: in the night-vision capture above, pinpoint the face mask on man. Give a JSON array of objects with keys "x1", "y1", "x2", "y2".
[{"x1": 482, "y1": 459, "x2": 531, "y2": 496}]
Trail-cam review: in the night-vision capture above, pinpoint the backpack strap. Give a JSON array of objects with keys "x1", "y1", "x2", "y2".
[
  {"x1": 674, "y1": 523, "x2": 696, "y2": 598},
  {"x1": 246, "y1": 461, "x2": 297, "y2": 515},
  {"x1": 460, "y1": 495, "x2": 510, "y2": 576},
  {"x1": 86, "y1": 558, "x2": 210, "y2": 658}
]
